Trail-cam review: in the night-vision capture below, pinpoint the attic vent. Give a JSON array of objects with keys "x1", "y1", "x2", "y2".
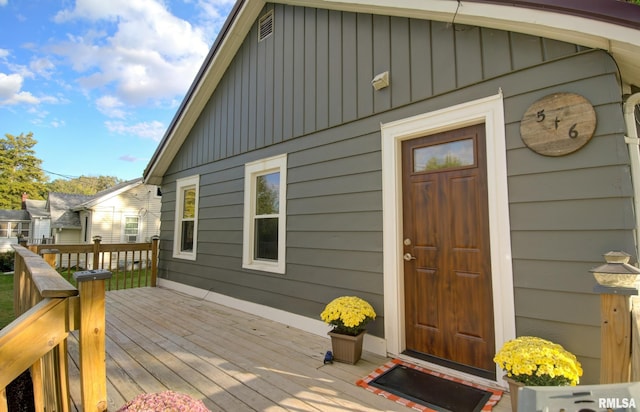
[{"x1": 258, "y1": 10, "x2": 273, "y2": 42}]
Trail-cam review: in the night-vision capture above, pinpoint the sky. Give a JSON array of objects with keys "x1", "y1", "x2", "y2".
[{"x1": 0, "y1": 0, "x2": 235, "y2": 182}]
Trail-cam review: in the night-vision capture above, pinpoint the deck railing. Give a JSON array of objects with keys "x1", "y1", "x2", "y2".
[
  {"x1": 0, "y1": 245, "x2": 112, "y2": 411},
  {"x1": 28, "y1": 236, "x2": 159, "y2": 289},
  {"x1": 1, "y1": 238, "x2": 159, "y2": 411}
]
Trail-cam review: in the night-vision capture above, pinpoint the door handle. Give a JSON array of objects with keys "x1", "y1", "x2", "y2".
[{"x1": 403, "y1": 253, "x2": 416, "y2": 261}]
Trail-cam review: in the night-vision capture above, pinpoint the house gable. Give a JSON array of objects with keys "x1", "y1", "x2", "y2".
[
  {"x1": 167, "y1": 5, "x2": 588, "y2": 174},
  {"x1": 144, "y1": 0, "x2": 640, "y2": 185}
]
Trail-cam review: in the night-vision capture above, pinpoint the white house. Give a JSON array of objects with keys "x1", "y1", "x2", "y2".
[{"x1": 26, "y1": 178, "x2": 162, "y2": 245}]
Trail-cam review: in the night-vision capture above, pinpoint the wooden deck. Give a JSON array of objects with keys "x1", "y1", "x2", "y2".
[{"x1": 67, "y1": 287, "x2": 511, "y2": 411}]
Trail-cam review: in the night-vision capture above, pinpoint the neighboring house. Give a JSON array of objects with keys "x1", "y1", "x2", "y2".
[
  {"x1": 23, "y1": 178, "x2": 162, "y2": 245},
  {"x1": 71, "y1": 178, "x2": 162, "y2": 244},
  {"x1": 0, "y1": 209, "x2": 30, "y2": 252},
  {"x1": 25, "y1": 199, "x2": 51, "y2": 243},
  {"x1": 47, "y1": 192, "x2": 93, "y2": 244},
  {"x1": 142, "y1": 0, "x2": 640, "y2": 385}
]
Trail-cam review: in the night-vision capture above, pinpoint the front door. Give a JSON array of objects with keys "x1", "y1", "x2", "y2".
[{"x1": 401, "y1": 123, "x2": 496, "y2": 379}]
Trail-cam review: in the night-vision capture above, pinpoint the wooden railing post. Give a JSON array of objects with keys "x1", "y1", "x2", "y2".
[
  {"x1": 92, "y1": 236, "x2": 102, "y2": 270},
  {"x1": 596, "y1": 285, "x2": 637, "y2": 383},
  {"x1": 632, "y1": 296, "x2": 640, "y2": 380},
  {"x1": 151, "y1": 235, "x2": 159, "y2": 287},
  {"x1": 39, "y1": 249, "x2": 59, "y2": 270},
  {"x1": 74, "y1": 269, "x2": 112, "y2": 412},
  {"x1": 13, "y1": 251, "x2": 24, "y2": 317}
]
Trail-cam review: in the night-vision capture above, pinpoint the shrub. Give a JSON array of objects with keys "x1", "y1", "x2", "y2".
[{"x1": 0, "y1": 251, "x2": 14, "y2": 273}]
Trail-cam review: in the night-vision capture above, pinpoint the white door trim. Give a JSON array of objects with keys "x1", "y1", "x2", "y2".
[{"x1": 381, "y1": 91, "x2": 515, "y2": 383}]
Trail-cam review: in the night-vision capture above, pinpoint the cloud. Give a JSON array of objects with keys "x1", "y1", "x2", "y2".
[
  {"x1": 0, "y1": 73, "x2": 39, "y2": 105},
  {"x1": 0, "y1": 55, "x2": 59, "y2": 106},
  {"x1": 30, "y1": 57, "x2": 56, "y2": 79},
  {"x1": 96, "y1": 95, "x2": 126, "y2": 118},
  {"x1": 50, "y1": 119, "x2": 66, "y2": 128},
  {"x1": 119, "y1": 154, "x2": 143, "y2": 162},
  {"x1": 0, "y1": 0, "x2": 7, "y2": 6},
  {"x1": 105, "y1": 119, "x2": 166, "y2": 141},
  {"x1": 192, "y1": 0, "x2": 237, "y2": 41},
  {"x1": 50, "y1": 0, "x2": 233, "y2": 106}
]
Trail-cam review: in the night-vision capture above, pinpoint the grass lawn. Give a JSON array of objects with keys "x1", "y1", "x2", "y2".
[
  {"x1": 0, "y1": 273, "x2": 15, "y2": 329},
  {"x1": 57, "y1": 268, "x2": 153, "y2": 290},
  {"x1": 0, "y1": 269, "x2": 152, "y2": 330}
]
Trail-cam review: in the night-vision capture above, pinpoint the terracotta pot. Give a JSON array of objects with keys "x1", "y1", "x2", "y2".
[
  {"x1": 503, "y1": 376, "x2": 525, "y2": 412},
  {"x1": 328, "y1": 331, "x2": 365, "y2": 364}
]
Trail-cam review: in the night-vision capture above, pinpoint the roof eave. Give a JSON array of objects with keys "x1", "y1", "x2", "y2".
[{"x1": 72, "y1": 179, "x2": 143, "y2": 211}]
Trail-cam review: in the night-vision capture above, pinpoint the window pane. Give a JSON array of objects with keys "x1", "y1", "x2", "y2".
[
  {"x1": 125, "y1": 217, "x2": 139, "y2": 235},
  {"x1": 181, "y1": 221, "x2": 194, "y2": 252},
  {"x1": 255, "y1": 217, "x2": 278, "y2": 260},
  {"x1": 256, "y1": 172, "x2": 279, "y2": 215},
  {"x1": 183, "y1": 188, "x2": 196, "y2": 219},
  {"x1": 9, "y1": 222, "x2": 18, "y2": 237},
  {"x1": 413, "y1": 139, "x2": 474, "y2": 172}
]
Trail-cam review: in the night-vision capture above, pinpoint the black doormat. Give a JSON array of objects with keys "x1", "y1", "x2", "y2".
[{"x1": 356, "y1": 359, "x2": 502, "y2": 412}]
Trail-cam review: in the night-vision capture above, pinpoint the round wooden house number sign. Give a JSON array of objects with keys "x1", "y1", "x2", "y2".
[{"x1": 520, "y1": 92, "x2": 596, "y2": 156}]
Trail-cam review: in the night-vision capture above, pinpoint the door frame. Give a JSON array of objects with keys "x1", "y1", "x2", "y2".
[{"x1": 381, "y1": 92, "x2": 515, "y2": 384}]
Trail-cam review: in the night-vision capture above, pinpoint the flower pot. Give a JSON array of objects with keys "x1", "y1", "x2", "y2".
[
  {"x1": 503, "y1": 376, "x2": 525, "y2": 412},
  {"x1": 328, "y1": 330, "x2": 365, "y2": 364}
]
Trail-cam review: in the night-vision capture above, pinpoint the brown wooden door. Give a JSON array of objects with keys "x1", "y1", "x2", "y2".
[{"x1": 401, "y1": 123, "x2": 496, "y2": 379}]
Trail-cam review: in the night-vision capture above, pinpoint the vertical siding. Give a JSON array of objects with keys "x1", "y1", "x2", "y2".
[
  {"x1": 177, "y1": 6, "x2": 585, "y2": 164},
  {"x1": 342, "y1": 12, "x2": 357, "y2": 123},
  {"x1": 160, "y1": 4, "x2": 629, "y2": 383}
]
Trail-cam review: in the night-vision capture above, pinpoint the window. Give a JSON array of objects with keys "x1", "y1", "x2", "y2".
[
  {"x1": 20, "y1": 222, "x2": 29, "y2": 239},
  {"x1": 173, "y1": 175, "x2": 199, "y2": 260},
  {"x1": 124, "y1": 216, "x2": 139, "y2": 242},
  {"x1": 0, "y1": 221, "x2": 29, "y2": 239},
  {"x1": 243, "y1": 154, "x2": 287, "y2": 274}
]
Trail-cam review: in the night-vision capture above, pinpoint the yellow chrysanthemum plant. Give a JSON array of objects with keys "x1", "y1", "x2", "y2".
[
  {"x1": 320, "y1": 296, "x2": 376, "y2": 336},
  {"x1": 493, "y1": 336, "x2": 583, "y2": 386}
]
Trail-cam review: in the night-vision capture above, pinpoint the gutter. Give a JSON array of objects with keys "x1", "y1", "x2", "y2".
[
  {"x1": 462, "y1": 0, "x2": 640, "y2": 29},
  {"x1": 623, "y1": 93, "x2": 640, "y2": 260}
]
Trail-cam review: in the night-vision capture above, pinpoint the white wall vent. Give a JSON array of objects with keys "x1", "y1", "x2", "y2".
[{"x1": 258, "y1": 10, "x2": 273, "y2": 42}]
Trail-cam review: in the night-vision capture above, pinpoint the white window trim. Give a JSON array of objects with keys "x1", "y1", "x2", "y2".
[
  {"x1": 173, "y1": 175, "x2": 199, "y2": 260},
  {"x1": 122, "y1": 215, "x2": 140, "y2": 243},
  {"x1": 243, "y1": 154, "x2": 287, "y2": 274},
  {"x1": 381, "y1": 92, "x2": 515, "y2": 386}
]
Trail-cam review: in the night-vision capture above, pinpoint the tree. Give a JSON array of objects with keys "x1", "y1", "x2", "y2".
[
  {"x1": 0, "y1": 133, "x2": 48, "y2": 209},
  {"x1": 47, "y1": 175, "x2": 123, "y2": 195}
]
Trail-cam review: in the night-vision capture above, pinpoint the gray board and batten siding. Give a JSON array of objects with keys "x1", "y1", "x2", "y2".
[{"x1": 158, "y1": 4, "x2": 633, "y2": 383}]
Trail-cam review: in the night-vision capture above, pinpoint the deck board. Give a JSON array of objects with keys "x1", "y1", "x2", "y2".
[{"x1": 67, "y1": 287, "x2": 511, "y2": 411}]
